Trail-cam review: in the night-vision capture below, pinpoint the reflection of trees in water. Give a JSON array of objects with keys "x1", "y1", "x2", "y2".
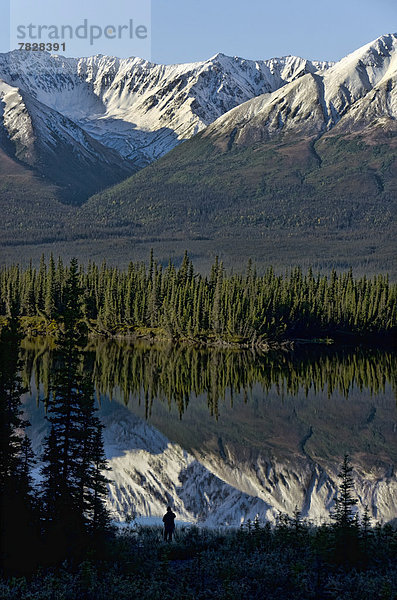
[{"x1": 21, "y1": 338, "x2": 397, "y2": 418}]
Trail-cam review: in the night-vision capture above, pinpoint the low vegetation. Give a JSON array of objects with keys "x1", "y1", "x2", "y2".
[{"x1": 1, "y1": 503, "x2": 396, "y2": 599}]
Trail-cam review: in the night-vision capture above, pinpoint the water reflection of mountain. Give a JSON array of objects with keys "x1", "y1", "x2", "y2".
[
  {"x1": 21, "y1": 337, "x2": 397, "y2": 416},
  {"x1": 22, "y1": 338, "x2": 397, "y2": 525}
]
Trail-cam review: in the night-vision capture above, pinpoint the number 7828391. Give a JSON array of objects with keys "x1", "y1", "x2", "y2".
[{"x1": 18, "y1": 42, "x2": 66, "y2": 51}]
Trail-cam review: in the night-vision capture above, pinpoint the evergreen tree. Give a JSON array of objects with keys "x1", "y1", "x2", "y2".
[
  {"x1": 332, "y1": 453, "x2": 358, "y2": 527},
  {"x1": 360, "y1": 504, "x2": 372, "y2": 563},
  {"x1": 89, "y1": 422, "x2": 111, "y2": 534},
  {"x1": 40, "y1": 259, "x2": 110, "y2": 558},
  {"x1": 75, "y1": 376, "x2": 110, "y2": 534},
  {"x1": 331, "y1": 453, "x2": 360, "y2": 565},
  {"x1": 0, "y1": 312, "x2": 37, "y2": 573},
  {"x1": 44, "y1": 253, "x2": 56, "y2": 319},
  {"x1": 0, "y1": 255, "x2": 396, "y2": 341}
]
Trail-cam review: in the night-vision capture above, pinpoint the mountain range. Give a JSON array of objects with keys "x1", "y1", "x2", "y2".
[
  {"x1": 0, "y1": 34, "x2": 396, "y2": 273},
  {"x1": 0, "y1": 50, "x2": 332, "y2": 197}
]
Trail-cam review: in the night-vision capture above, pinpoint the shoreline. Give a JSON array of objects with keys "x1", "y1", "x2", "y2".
[{"x1": 6, "y1": 316, "x2": 395, "y2": 351}]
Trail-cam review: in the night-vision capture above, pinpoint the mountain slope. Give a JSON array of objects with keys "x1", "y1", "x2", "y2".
[
  {"x1": 0, "y1": 146, "x2": 75, "y2": 245},
  {"x1": 203, "y1": 33, "x2": 397, "y2": 144},
  {"x1": 0, "y1": 50, "x2": 333, "y2": 167},
  {"x1": 0, "y1": 35, "x2": 396, "y2": 272},
  {"x1": 0, "y1": 79, "x2": 135, "y2": 203},
  {"x1": 80, "y1": 34, "x2": 396, "y2": 262},
  {"x1": 0, "y1": 49, "x2": 333, "y2": 205}
]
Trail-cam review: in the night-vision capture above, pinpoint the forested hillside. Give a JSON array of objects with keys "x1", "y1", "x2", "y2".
[{"x1": 0, "y1": 35, "x2": 396, "y2": 274}]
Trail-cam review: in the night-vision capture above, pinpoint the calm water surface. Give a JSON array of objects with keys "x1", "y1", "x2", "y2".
[{"x1": 21, "y1": 338, "x2": 397, "y2": 526}]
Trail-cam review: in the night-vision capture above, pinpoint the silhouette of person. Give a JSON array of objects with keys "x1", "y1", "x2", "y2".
[{"x1": 162, "y1": 506, "x2": 176, "y2": 541}]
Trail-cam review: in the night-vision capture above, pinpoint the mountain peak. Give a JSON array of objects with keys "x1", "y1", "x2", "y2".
[
  {"x1": 208, "y1": 52, "x2": 228, "y2": 61},
  {"x1": 0, "y1": 34, "x2": 395, "y2": 207}
]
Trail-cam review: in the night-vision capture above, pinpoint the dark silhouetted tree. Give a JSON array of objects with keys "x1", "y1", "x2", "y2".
[
  {"x1": 0, "y1": 312, "x2": 37, "y2": 573},
  {"x1": 40, "y1": 259, "x2": 110, "y2": 559},
  {"x1": 331, "y1": 453, "x2": 359, "y2": 565},
  {"x1": 332, "y1": 453, "x2": 358, "y2": 528}
]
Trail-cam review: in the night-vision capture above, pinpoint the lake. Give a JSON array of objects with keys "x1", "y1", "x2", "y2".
[{"x1": 21, "y1": 338, "x2": 397, "y2": 527}]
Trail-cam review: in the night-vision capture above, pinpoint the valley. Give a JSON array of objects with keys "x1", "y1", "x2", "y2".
[{"x1": 0, "y1": 34, "x2": 395, "y2": 274}]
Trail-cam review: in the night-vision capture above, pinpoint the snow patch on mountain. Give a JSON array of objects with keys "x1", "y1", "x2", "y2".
[
  {"x1": 0, "y1": 75, "x2": 136, "y2": 199},
  {"x1": 203, "y1": 33, "x2": 397, "y2": 146},
  {"x1": 0, "y1": 35, "x2": 395, "y2": 182},
  {"x1": 0, "y1": 49, "x2": 334, "y2": 166},
  {"x1": 0, "y1": 80, "x2": 36, "y2": 162},
  {"x1": 322, "y1": 32, "x2": 397, "y2": 123}
]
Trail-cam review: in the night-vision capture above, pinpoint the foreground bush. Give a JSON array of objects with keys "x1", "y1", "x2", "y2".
[{"x1": 1, "y1": 519, "x2": 396, "y2": 600}]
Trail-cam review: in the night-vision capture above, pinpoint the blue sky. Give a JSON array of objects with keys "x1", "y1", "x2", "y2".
[
  {"x1": 151, "y1": 0, "x2": 397, "y2": 63},
  {"x1": 1, "y1": 0, "x2": 396, "y2": 63}
]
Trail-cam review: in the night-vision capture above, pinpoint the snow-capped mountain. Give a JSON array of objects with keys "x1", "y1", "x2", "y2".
[
  {"x1": 76, "y1": 33, "x2": 396, "y2": 254},
  {"x1": 1, "y1": 34, "x2": 395, "y2": 204},
  {"x1": 0, "y1": 79, "x2": 134, "y2": 201},
  {"x1": 0, "y1": 33, "x2": 395, "y2": 247},
  {"x1": 0, "y1": 49, "x2": 332, "y2": 173},
  {"x1": 203, "y1": 33, "x2": 397, "y2": 145}
]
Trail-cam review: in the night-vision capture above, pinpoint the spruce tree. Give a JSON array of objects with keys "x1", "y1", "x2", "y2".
[
  {"x1": 331, "y1": 453, "x2": 360, "y2": 565},
  {"x1": 0, "y1": 255, "x2": 396, "y2": 340},
  {"x1": 89, "y1": 422, "x2": 111, "y2": 534},
  {"x1": 332, "y1": 453, "x2": 358, "y2": 528},
  {"x1": 0, "y1": 312, "x2": 37, "y2": 572},
  {"x1": 44, "y1": 253, "x2": 56, "y2": 319},
  {"x1": 40, "y1": 259, "x2": 110, "y2": 557}
]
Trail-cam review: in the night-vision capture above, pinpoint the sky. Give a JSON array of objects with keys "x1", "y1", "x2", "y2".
[{"x1": 0, "y1": 0, "x2": 396, "y2": 63}]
